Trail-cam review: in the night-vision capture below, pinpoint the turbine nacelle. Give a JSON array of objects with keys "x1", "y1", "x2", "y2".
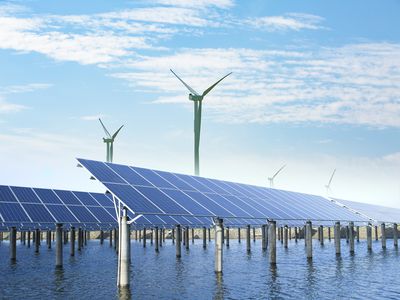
[{"x1": 189, "y1": 94, "x2": 203, "y2": 101}]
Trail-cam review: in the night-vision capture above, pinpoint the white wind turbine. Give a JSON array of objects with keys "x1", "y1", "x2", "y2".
[
  {"x1": 325, "y1": 169, "x2": 336, "y2": 196},
  {"x1": 268, "y1": 164, "x2": 286, "y2": 188}
]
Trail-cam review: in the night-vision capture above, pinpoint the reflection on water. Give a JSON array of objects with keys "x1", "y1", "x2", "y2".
[
  {"x1": 1, "y1": 239, "x2": 400, "y2": 299},
  {"x1": 118, "y1": 287, "x2": 131, "y2": 300}
]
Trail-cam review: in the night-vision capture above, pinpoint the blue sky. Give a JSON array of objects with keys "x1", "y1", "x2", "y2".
[{"x1": 1, "y1": 0, "x2": 400, "y2": 207}]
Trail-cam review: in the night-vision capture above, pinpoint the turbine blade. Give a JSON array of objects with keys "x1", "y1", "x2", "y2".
[
  {"x1": 328, "y1": 169, "x2": 336, "y2": 187},
  {"x1": 112, "y1": 125, "x2": 124, "y2": 139},
  {"x1": 170, "y1": 69, "x2": 200, "y2": 96},
  {"x1": 202, "y1": 72, "x2": 232, "y2": 97},
  {"x1": 272, "y1": 164, "x2": 286, "y2": 180},
  {"x1": 99, "y1": 118, "x2": 111, "y2": 138}
]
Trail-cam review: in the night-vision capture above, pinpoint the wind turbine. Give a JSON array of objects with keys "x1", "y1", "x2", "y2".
[
  {"x1": 268, "y1": 164, "x2": 286, "y2": 188},
  {"x1": 99, "y1": 118, "x2": 124, "y2": 163},
  {"x1": 325, "y1": 169, "x2": 336, "y2": 196},
  {"x1": 170, "y1": 69, "x2": 232, "y2": 176}
]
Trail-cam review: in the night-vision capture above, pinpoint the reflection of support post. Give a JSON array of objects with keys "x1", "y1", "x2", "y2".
[
  {"x1": 306, "y1": 221, "x2": 312, "y2": 260},
  {"x1": 55, "y1": 224, "x2": 63, "y2": 268},
  {"x1": 381, "y1": 223, "x2": 386, "y2": 249},
  {"x1": 367, "y1": 223, "x2": 372, "y2": 251},
  {"x1": 176, "y1": 225, "x2": 181, "y2": 258},
  {"x1": 10, "y1": 227, "x2": 16, "y2": 261},
  {"x1": 334, "y1": 222, "x2": 341, "y2": 256},
  {"x1": 393, "y1": 223, "x2": 398, "y2": 248},
  {"x1": 349, "y1": 222, "x2": 354, "y2": 254},
  {"x1": 202, "y1": 227, "x2": 207, "y2": 249},
  {"x1": 268, "y1": 220, "x2": 276, "y2": 265},
  {"x1": 214, "y1": 218, "x2": 223, "y2": 273},
  {"x1": 117, "y1": 208, "x2": 130, "y2": 288}
]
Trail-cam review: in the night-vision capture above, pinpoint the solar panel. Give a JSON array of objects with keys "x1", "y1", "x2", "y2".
[
  {"x1": 11, "y1": 187, "x2": 42, "y2": 204},
  {"x1": 0, "y1": 202, "x2": 31, "y2": 222},
  {"x1": 333, "y1": 198, "x2": 400, "y2": 223},
  {"x1": 0, "y1": 186, "x2": 18, "y2": 202},
  {"x1": 78, "y1": 158, "x2": 369, "y2": 224},
  {"x1": 20, "y1": 203, "x2": 56, "y2": 223},
  {"x1": 34, "y1": 188, "x2": 63, "y2": 204}
]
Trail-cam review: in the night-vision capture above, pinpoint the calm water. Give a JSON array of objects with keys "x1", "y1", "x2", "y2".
[{"x1": 1, "y1": 238, "x2": 400, "y2": 299}]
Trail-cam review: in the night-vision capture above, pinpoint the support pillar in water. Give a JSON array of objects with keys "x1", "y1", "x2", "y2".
[
  {"x1": 55, "y1": 224, "x2": 63, "y2": 268},
  {"x1": 202, "y1": 227, "x2": 207, "y2": 249},
  {"x1": 394, "y1": 223, "x2": 398, "y2": 248},
  {"x1": 214, "y1": 218, "x2": 223, "y2": 273},
  {"x1": 117, "y1": 208, "x2": 130, "y2": 288},
  {"x1": 367, "y1": 223, "x2": 372, "y2": 251},
  {"x1": 226, "y1": 227, "x2": 230, "y2": 247},
  {"x1": 375, "y1": 225, "x2": 378, "y2": 241},
  {"x1": 262, "y1": 224, "x2": 267, "y2": 251},
  {"x1": 268, "y1": 220, "x2": 276, "y2": 265},
  {"x1": 334, "y1": 222, "x2": 341, "y2": 256},
  {"x1": 185, "y1": 226, "x2": 189, "y2": 250},
  {"x1": 176, "y1": 225, "x2": 181, "y2": 258},
  {"x1": 356, "y1": 226, "x2": 360, "y2": 243},
  {"x1": 253, "y1": 227, "x2": 256, "y2": 243},
  {"x1": 35, "y1": 229, "x2": 40, "y2": 253},
  {"x1": 349, "y1": 222, "x2": 355, "y2": 254},
  {"x1": 70, "y1": 227, "x2": 75, "y2": 257},
  {"x1": 320, "y1": 225, "x2": 324, "y2": 246},
  {"x1": 246, "y1": 225, "x2": 251, "y2": 253},
  {"x1": 10, "y1": 227, "x2": 16, "y2": 261},
  {"x1": 381, "y1": 223, "x2": 386, "y2": 249},
  {"x1": 143, "y1": 228, "x2": 146, "y2": 248},
  {"x1": 155, "y1": 227, "x2": 159, "y2": 253},
  {"x1": 284, "y1": 225, "x2": 288, "y2": 249},
  {"x1": 238, "y1": 228, "x2": 241, "y2": 243},
  {"x1": 306, "y1": 221, "x2": 312, "y2": 260}
]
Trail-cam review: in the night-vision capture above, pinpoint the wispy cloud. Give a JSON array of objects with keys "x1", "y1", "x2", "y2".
[
  {"x1": 246, "y1": 13, "x2": 326, "y2": 31},
  {"x1": 111, "y1": 43, "x2": 400, "y2": 128},
  {"x1": 0, "y1": 83, "x2": 52, "y2": 113}
]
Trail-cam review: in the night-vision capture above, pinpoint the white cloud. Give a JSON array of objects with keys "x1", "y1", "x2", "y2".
[
  {"x1": 247, "y1": 13, "x2": 326, "y2": 31},
  {"x1": 150, "y1": 0, "x2": 234, "y2": 9},
  {"x1": 111, "y1": 43, "x2": 400, "y2": 128}
]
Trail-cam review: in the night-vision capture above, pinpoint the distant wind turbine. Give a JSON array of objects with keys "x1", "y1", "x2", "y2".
[
  {"x1": 268, "y1": 164, "x2": 286, "y2": 188},
  {"x1": 99, "y1": 118, "x2": 124, "y2": 163},
  {"x1": 325, "y1": 169, "x2": 336, "y2": 195},
  {"x1": 170, "y1": 69, "x2": 232, "y2": 176}
]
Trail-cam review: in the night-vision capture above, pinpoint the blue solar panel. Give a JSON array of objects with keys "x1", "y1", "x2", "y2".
[
  {"x1": 87, "y1": 206, "x2": 116, "y2": 222},
  {"x1": 54, "y1": 190, "x2": 82, "y2": 205},
  {"x1": 106, "y1": 163, "x2": 153, "y2": 186},
  {"x1": 131, "y1": 166, "x2": 176, "y2": 189},
  {"x1": 161, "y1": 189, "x2": 212, "y2": 216},
  {"x1": 73, "y1": 191, "x2": 100, "y2": 206},
  {"x1": 21, "y1": 203, "x2": 56, "y2": 222},
  {"x1": 11, "y1": 187, "x2": 42, "y2": 203},
  {"x1": 0, "y1": 185, "x2": 18, "y2": 202},
  {"x1": 45, "y1": 204, "x2": 79, "y2": 223},
  {"x1": 68, "y1": 206, "x2": 98, "y2": 223},
  {"x1": 77, "y1": 158, "x2": 370, "y2": 224},
  {"x1": 91, "y1": 193, "x2": 114, "y2": 207},
  {"x1": 0, "y1": 202, "x2": 31, "y2": 222},
  {"x1": 34, "y1": 188, "x2": 63, "y2": 204},
  {"x1": 103, "y1": 183, "x2": 163, "y2": 214},
  {"x1": 134, "y1": 186, "x2": 189, "y2": 215}
]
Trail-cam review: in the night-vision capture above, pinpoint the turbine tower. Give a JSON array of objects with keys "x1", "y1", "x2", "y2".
[
  {"x1": 170, "y1": 69, "x2": 232, "y2": 176},
  {"x1": 325, "y1": 169, "x2": 336, "y2": 196},
  {"x1": 268, "y1": 164, "x2": 286, "y2": 188},
  {"x1": 99, "y1": 118, "x2": 124, "y2": 163}
]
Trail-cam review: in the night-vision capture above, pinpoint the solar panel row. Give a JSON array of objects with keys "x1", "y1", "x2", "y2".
[
  {"x1": 0, "y1": 185, "x2": 117, "y2": 228},
  {"x1": 78, "y1": 159, "x2": 369, "y2": 223}
]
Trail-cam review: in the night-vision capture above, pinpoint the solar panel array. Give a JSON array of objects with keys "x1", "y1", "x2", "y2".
[
  {"x1": 0, "y1": 185, "x2": 117, "y2": 230},
  {"x1": 78, "y1": 159, "x2": 368, "y2": 224},
  {"x1": 333, "y1": 198, "x2": 400, "y2": 224}
]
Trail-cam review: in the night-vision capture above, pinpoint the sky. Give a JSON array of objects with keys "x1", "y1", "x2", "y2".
[{"x1": 0, "y1": 0, "x2": 400, "y2": 208}]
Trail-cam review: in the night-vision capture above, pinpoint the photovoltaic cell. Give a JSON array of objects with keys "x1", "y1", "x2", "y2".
[
  {"x1": 0, "y1": 202, "x2": 31, "y2": 222},
  {"x1": 34, "y1": 188, "x2": 63, "y2": 204},
  {"x1": 73, "y1": 191, "x2": 100, "y2": 206},
  {"x1": 54, "y1": 190, "x2": 82, "y2": 205},
  {"x1": 106, "y1": 163, "x2": 153, "y2": 187},
  {"x1": 11, "y1": 187, "x2": 42, "y2": 204},
  {"x1": 0, "y1": 186, "x2": 18, "y2": 202},
  {"x1": 45, "y1": 205, "x2": 79, "y2": 223},
  {"x1": 20, "y1": 203, "x2": 55, "y2": 223},
  {"x1": 131, "y1": 167, "x2": 176, "y2": 189},
  {"x1": 68, "y1": 206, "x2": 98, "y2": 223}
]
